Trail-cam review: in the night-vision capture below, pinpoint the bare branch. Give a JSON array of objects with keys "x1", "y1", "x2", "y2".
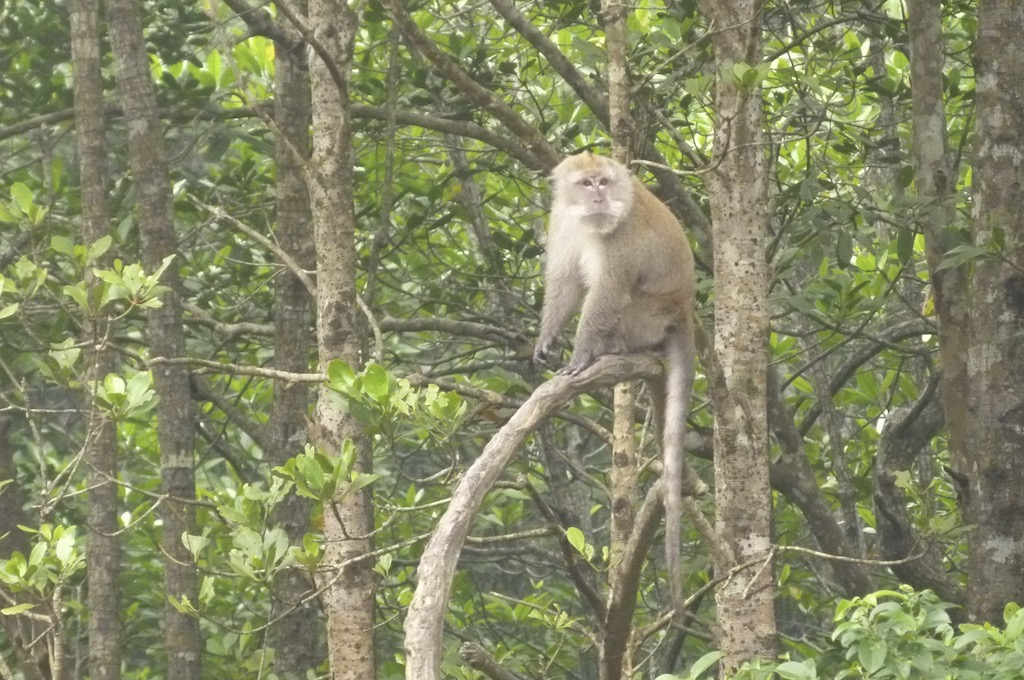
[
  {"x1": 380, "y1": 0, "x2": 559, "y2": 169},
  {"x1": 0, "y1": 101, "x2": 548, "y2": 170},
  {"x1": 148, "y1": 356, "x2": 322, "y2": 383},
  {"x1": 219, "y1": 0, "x2": 297, "y2": 47},
  {"x1": 194, "y1": 199, "x2": 317, "y2": 298},
  {"x1": 459, "y1": 642, "x2": 527, "y2": 680},
  {"x1": 488, "y1": 0, "x2": 609, "y2": 125},
  {"x1": 404, "y1": 353, "x2": 662, "y2": 680}
]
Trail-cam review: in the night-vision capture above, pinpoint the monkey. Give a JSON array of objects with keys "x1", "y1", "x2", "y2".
[{"x1": 534, "y1": 151, "x2": 703, "y2": 619}]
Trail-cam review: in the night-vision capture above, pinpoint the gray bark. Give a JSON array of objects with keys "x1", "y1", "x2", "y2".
[
  {"x1": 696, "y1": 0, "x2": 777, "y2": 671},
  {"x1": 964, "y1": 0, "x2": 1024, "y2": 625},
  {"x1": 70, "y1": 0, "x2": 121, "y2": 676},
  {"x1": 305, "y1": 1, "x2": 376, "y2": 677},
  {"x1": 404, "y1": 356, "x2": 665, "y2": 680},
  {"x1": 267, "y1": 6, "x2": 325, "y2": 675},
  {"x1": 105, "y1": 0, "x2": 200, "y2": 675}
]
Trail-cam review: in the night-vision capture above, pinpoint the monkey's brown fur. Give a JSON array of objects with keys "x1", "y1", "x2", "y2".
[{"x1": 535, "y1": 152, "x2": 699, "y2": 619}]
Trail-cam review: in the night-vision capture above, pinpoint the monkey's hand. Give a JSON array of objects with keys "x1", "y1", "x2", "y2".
[
  {"x1": 533, "y1": 338, "x2": 559, "y2": 367},
  {"x1": 558, "y1": 350, "x2": 598, "y2": 377}
]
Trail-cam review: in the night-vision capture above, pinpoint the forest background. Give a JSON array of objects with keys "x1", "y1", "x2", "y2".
[{"x1": 2, "y1": 0, "x2": 1024, "y2": 679}]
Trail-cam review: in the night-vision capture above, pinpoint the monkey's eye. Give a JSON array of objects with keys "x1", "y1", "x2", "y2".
[
  {"x1": 598, "y1": 178, "x2": 610, "y2": 187},
  {"x1": 582, "y1": 179, "x2": 594, "y2": 187}
]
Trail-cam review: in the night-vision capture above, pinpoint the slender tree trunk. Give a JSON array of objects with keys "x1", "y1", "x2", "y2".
[
  {"x1": 105, "y1": 0, "x2": 200, "y2": 675},
  {"x1": 69, "y1": 0, "x2": 120, "y2": 677},
  {"x1": 964, "y1": 0, "x2": 1024, "y2": 624},
  {"x1": 306, "y1": 1, "x2": 375, "y2": 677},
  {"x1": 267, "y1": 16, "x2": 325, "y2": 676},
  {"x1": 903, "y1": 0, "x2": 972, "y2": 605},
  {"x1": 602, "y1": 0, "x2": 633, "y2": 158},
  {"x1": 599, "y1": 4, "x2": 643, "y2": 679},
  {"x1": 906, "y1": 0, "x2": 969, "y2": 475},
  {"x1": 696, "y1": 0, "x2": 776, "y2": 671}
]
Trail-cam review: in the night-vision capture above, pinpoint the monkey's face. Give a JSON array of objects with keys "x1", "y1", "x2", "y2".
[
  {"x1": 551, "y1": 154, "x2": 635, "y2": 228},
  {"x1": 577, "y1": 175, "x2": 616, "y2": 214}
]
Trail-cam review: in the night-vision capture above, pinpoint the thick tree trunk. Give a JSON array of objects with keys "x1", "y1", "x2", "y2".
[
  {"x1": 267, "y1": 14, "x2": 325, "y2": 677},
  {"x1": 964, "y1": 0, "x2": 1024, "y2": 625},
  {"x1": 696, "y1": 0, "x2": 776, "y2": 671},
  {"x1": 105, "y1": 0, "x2": 200, "y2": 675},
  {"x1": 69, "y1": 0, "x2": 120, "y2": 677},
  {"x1": 306, "y1": 1, "x2": 376, "y2": 677}
]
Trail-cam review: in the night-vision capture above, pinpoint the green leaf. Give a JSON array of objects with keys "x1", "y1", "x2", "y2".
[
  {"x1": 896, "y1": 226, "x2": 915, "y2": 264},
  {"x1": 936, "y1": 244, "x2": 991, "y2": 271},
  {"x1": 104, "y1": 374, "x2": 126, "y2": 396},
  {"x1": 148, "y1": 254, "x2": 176, "y2": 287},
  {"x1": 199, "y1": 575, "x2": 215, "y2": 604},
  {"x1": 565, "y1": 527, "x2": 585, "y2": 555},
  {"x1": 363, "y1": 363, "x2": 389, "y2": 403},
  {"x1": 124, "y1": 372, "x2": 157, "y2": 415},
  {"x1": 87, "y1": 235, "x2": 112, "y2": 263},
  {"x1": 327, "y1": 360, "x2": 356, "y2": 390},
  {"x1": 50, "y1": 235, "x2": 76, "y2": 256},
  {"x1": 62, "y1": 282, "x2": 91, "y2": 311},
  {"x1": 776, "y1": 660, "x2": 816, "y2": 679},
  {"x1": 836, "y1": 230, "x2": 854, "y2": 268},
  {"x1": 10, "y1": 182, "x2": 33, "y2": 214},
  {"x1": 54, "y1": 533, "x2": 74, "y2": 564},
  {"x1": 0, "y1": 203, "x2": 18, "y2": 223},
  {"x1": 1, "y1": 603, "x2": 35, "y2": 615},
  {"x1": 182, "y1": 534, "x2": 209, "y2": 561},
  {"x1": 1004, "y1": 603, "x2": 1024, "y2": 640},
  {"x1": 349, "y1": 472, "x2": 381, "y2": 490},
  {"x1": 168, "y1": 595, "x2": 198, "y2": 615},
  {"x1": 687, "y1": 651, "x2": 726, "y2": 678},
  {"x1": 857, "y1": 638, "x2": 887, "y2": 674}
]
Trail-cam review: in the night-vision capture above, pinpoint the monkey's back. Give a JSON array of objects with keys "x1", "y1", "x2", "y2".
[{"x1": 609, "y1": 179, "x2": 696, "y2": 349}]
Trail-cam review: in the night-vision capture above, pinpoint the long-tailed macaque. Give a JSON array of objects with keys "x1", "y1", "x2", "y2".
[{"x1": 534, "y1": 152, "x2": 701, "y2": 618}]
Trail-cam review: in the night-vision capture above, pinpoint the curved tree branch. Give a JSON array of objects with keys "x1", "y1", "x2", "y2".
[
  {"x1": 219, "y1": 0, "x2": 298, "y2": 47},
  {"x1": 459, "y1": 642, "x2": 527, "y2": 680},
  {"x1": 488, "y1": 0, "x2": 610, "y2": 124},
  {"x1": 767, "y1": 368, "x2": 873, "y2": 596},
  {"x1": 796, "y1": 318, "x2": 935, "y2": 435},
  {"x1": 872, "y1": 377, "x2": 965, "y2": 607},
  {"x1": 403, "y1": 354, "x2": 662, "y2": 680},
  {"x1": 380, "y1": 0, "x2": 560, "y2": 169},
  {"x1": 0, "y1": 101, "x2": 548, "y2": 170}
]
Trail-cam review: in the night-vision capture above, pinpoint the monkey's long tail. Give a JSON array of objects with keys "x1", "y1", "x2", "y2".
[{"x1": 662, "y1": 329, "x2": 701, "y2": 620}]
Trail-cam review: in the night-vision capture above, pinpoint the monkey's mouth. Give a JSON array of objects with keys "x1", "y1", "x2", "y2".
[{"x1": 582, "y1": 204, "x2": 614, "y2": 216}]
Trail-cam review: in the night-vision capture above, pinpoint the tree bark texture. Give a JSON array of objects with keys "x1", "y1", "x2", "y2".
[
  {"x1": 70, "y1": 0, "x2": 121, "y2": 677},
  {"x1": 306, "y1": 1, "x2": 376, "y2": 677},
  {"x1": 267, "y1": 11, "x2": 325, "y2": 676},
  {"x1": 105, "y1": 0, "x2": 200, "y2": 676},
  {"x1": 404, "y1": 355, "x2": 664, "y2": 680},
  {"x1": 965, "y1": 0, "x2": 1024, "y2": 625},
  {"x1": 600, "y1": 4, "x2": 642, "y2": 678},
  {"x1": 906, "y1": 0, "x2": 970, "y2": 496},
  {"x1": 696, "y1": 0, "x2": 777, "y2": 671}
]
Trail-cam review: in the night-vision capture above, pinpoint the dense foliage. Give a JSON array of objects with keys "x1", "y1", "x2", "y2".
[{"x1": 0, "y1": 0, "x2": 1011, "y2": 678}]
